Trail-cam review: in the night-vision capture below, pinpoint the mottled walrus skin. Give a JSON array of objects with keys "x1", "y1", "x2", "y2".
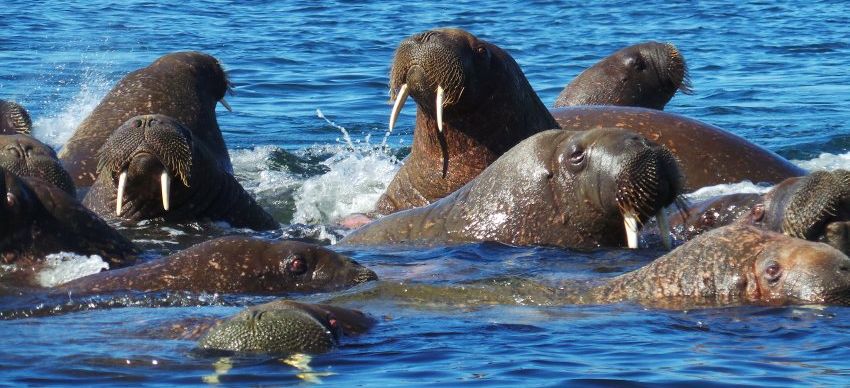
[
  {"x1": 0, "y1": 167, "x2": 137, "y2": 285},
  {"x1": 552, "y1": 105, "x2": 806, "y2": 191},
  {"x1": 197, "y1": 299, "x2": 374, "y2": 355},
  {"x1": 375, "y1": 28, "x2": 558, "y2": 214},
  {"x1": 582, "y1": 224, "x2": 850, "y2": 309},
  {"x1": 555, "y1": 41, "x2": 692, "y2": 110},
  {"x1": 0, "y1": 100, "x2": 32, "y2": 135},
  {"x1": 59, "y1": 51, "x2": 233, "y2": 187},
  {"x1": 342, "y1": 129, "x2": 682, "y2": 249},
  {"x1": 82, "y1": 114, "x2": 276, "y2": 230},
  {"x1": 0, "y1": 134, "x2": 75, "y2": 195},
  {"x1": 57, "y1": 236, "x2": 377, "y2": 295}
]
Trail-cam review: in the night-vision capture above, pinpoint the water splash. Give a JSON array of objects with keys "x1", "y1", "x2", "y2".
[
  {"x1": 794, "y1": 151, "x2": 850, "y2": 171},
  {"x1": 686, "y1": 181, "x2": 774, "y2": 202},
  {"x1": 35, "y1": 253, "x2": 109, "y2": 288}
]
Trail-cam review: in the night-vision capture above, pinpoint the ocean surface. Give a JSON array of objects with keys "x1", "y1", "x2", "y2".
[{"x1": 2, "y1": 0, "x2": 850, "y2": 386}]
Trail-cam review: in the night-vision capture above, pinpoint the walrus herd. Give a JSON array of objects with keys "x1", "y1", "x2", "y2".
[{"x1": 2, "y1": 27, "x2": 848, "y2": 356}]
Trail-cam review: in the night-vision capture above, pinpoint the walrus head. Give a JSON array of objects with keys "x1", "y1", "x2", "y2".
[
  {"x1": 387, "y1": 28, "x2": 556, "y2": 175},
  {"x1": 95, "y1": 114, "x2": 193, "y2": 220},
  {"x1": 555, "y1": 129, "x2": 683, "y2": 248},
  {"x1": 261, "y1": 240, "x2": 378, "y2": 293},
  {"x1": 198, "y1": 300, "x2": 345, "y2": 355},
  {"x1": 149, "y1": 51, "x2": 234, "y2": 111},
  {"x1": 0, "y1": 100, "x2": 32, "y2": 135},
  {"x1": 0, "y1": 134, "x2": 76, "y2": 195},
  {"x1": 743, "y1": 170, "x2": 850, "y2": 252},
  {"x1": 555, "y1": 41, "x2": 692, "y2": 110}
]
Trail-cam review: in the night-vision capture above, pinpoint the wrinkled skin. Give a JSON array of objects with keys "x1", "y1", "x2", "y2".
[
  {"x1": 668, "y1": 170, "x2": 850, "y2": 253},
  {"x1": 375, "y1": 28, "x2": 558, "y2": 214},
  {"x1": 59, "y1": 51, "x2": 233, "y2": 187},
  {"x1": 0, "y1": 100, "x2": 32, "y2": 135},
  {"x1": 342, "y1": 129, "x2": 682, "y2": 249},
  {"x1": 552, "y1": 106, "x2": 806, "y2": 191},
  {"x1": 586, "y1": 225, "x2": 850, "y2": 308},
  {"x1": 0, "y1": 134, "x2": 75, "y2": 195},
  {"x1": 82, "y1": 114, "x2": 276, "y2": 230},
  {"x1": 555, "y1": 41, "x2": 692, "y2": 110},
  {"x1": 197, "y1": 300, "x2": 374, "y2": 355},
  {"x1": 0, "y1": 167, "x2": 137, "y2": 286},
  {"x1": 58, "y1": 236, "x2": 377, "y2": 295}
]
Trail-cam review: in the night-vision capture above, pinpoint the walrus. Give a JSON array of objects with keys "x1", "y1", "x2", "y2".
[
  {"x1": 552, "y1": 105, "x2": 807, "y2": 191},
  {"x1": 554, "y1": 41, "x2": 692, "y2": 110},
  {"x1": 197, "y1": 299, "x2": 374, "y2": 355},
  {"x1": 0, "y1": 166, "x2": 137, "y2": 286},
  {"x1": 342, "y1": 128, "x2": 683, "y2": 249},
  {"x1": 59, "y1": 51, "x2": 233, "y2": 187},
  {"x1": 0, "y1": 100, "x2": 32, "y2": 135},
  {"x1": 332, "y1": 225, "x2": 850, "y2": 310},
  {"x1": 0, "y1": 134, "x2": 75, "y2": 195},
  {"x1": 57, "y1": 236, "x2": 377, "y2": 295},
  {"x1": 374, "y1": 28, "x2": 558, "y2": 214},
  {"x1": 82, "y1": 114, "x2": 277, "y2": 230}
]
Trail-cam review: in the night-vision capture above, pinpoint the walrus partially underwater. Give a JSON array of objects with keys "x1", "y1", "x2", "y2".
[
  {"x1": 59, "y1": 51, "x2": 234, "y2": 187},
  {"x1": 0, "y1": 134, "x2": 75, "y2": 195},
  {"x1": 0, "y1": 100, "x2": 32, "y2": 135},
  {"x1": 343, "y1": 128, "x2": 683, "y2": 249}
]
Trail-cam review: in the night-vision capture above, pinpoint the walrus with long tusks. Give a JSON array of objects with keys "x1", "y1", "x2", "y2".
[
  {"x1": 343, "y1": 128, "x2": 683, "y2": 250},
  {"x1": 59, "y1": 51, "x2": 234, "y2": 187}
]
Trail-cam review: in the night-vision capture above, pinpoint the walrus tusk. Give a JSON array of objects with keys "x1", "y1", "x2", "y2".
[
  {"x1": 436, "y1": 85, "x2": 444, "y2": 133},
  {"x1": 388, "y1": 83, "x2": 409, "y2": 133},
  {"x1": 116, "y1": 170, "x2": 128, "y2": 216},
  {"x1": 624, "y1": 210, "x2": 639, "y2": 249},
  {"x1": 219, "y1": 98, "x2": 233, "y2": 112},
  {"x1": 657, "y1": 209, "x2": 672, "y2": 250},
  {"x1": 161, "y1": 171, "x2": 171, "y2": 211}
]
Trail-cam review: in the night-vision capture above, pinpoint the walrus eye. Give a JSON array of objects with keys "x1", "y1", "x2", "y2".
[
  {"x1": 327, "y1": 313, "x2": 338, "y2": 329},
  {"x1": 569, "y1": 145, "x2": 585, "y2": 166},
  {"x1": 5, "y1": 146, "x2": 20, "y2": 159},
  {"x1": 475, "y1": 45, "x2": 488, "y2": 56},
  {"x1": 284, "y1": 255, "x2": 308, "y2": 276},
  {"x1": 751, "y1": 204, "x2": 765, "y2": 223},
  {"x1": 764, "y1": 261, "x2": 782, "y2": 283}
]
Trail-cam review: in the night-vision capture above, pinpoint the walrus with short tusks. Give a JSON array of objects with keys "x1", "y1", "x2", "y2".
[
  {"x1": 196, "y1": 299, "x2": 374, "y2": 355},
  {"x1": 57, "y1": 236, "x2": 377, "y2": 295},
  {"x1": 0, "y1": 166, "x2": 137, "y2": 286},
  {"x1": 82, "y1": 114, "x2": 276, "y2": 230},
  {"x1": 374, "y1": 28, "x2": 558, "y2": 214},
  {"x1": 59, "y1": 51, "x2": 234, "y2": 187},
  {"x1": 552, "y1": 105, "x2": 807, "y2": 191},
  {"x1": 0, "y1": 100, "x2": 32, "y2": 135},
  {"x1": 342, "y1": 128, "x2": 683, "y2": 249},
  {"x1": 555, "y1": 41, "x2": 692, "y2": 110},
  {"x1": 0, "y1": 134, "x2": 75, "y2": 195}
]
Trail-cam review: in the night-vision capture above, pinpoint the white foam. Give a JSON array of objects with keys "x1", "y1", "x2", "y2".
[
  {"x1": 686, "y1": 181, "x2": 774, "y2": 202},
  {"x1": 35, "y1": 252, "x2": 109, "y2": 288},
  {"x1": 31, "y1": 69, "x2": 113, "y2": 149},
  {"x1": 794, "y1": 151, "x2": 850, "y2": 171}
]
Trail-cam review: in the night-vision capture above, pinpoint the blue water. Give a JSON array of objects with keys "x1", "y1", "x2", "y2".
[{"x1": 2, "y1": 0, "x2": 850, "y2": 386}]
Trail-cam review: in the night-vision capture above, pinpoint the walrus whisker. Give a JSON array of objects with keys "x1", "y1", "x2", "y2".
[
  {"x1": 436, "y1": 85, "x2": 445, "y2": 133},
  {"x1": 219, "y1": 98, "x2": 233, "y2": 112},
  {"x1": 161, "y1": 170, "x2": 171, "y2": 211},
  {"x1": 388, "y1": 83, "x2": 409, "y2": 133},
  {"x1": 116, "y1": 170, "x2": 128, "y2": 216}
]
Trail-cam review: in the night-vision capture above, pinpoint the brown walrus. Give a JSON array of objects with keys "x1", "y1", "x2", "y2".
[
  {"x1": 0, "y1": 100, "x2": 32, "y2": 135},
  {"x1": 552, "y1": 105, "x2": 807, "y2": 191},
  {"x1": 196, "y1": 299, "x2": 374, "y2": 355},
  {"x1": 82, "y1": 114, "x2": 276, "y2": 230},
  {"x1": 342, "y1": 128, "x2": 682, "y2": 249},
  {"x1": 57, "y1": 236, "x2": 377, "y2": 295},
  {"x1": 554, "y1": 41, "x2": 692, "y2": 110},
  {"x1": 0, "y1": 166, "x2": 137, "y2": 286},
  {"x1": 374, "y1": 28, "x2": 558, "y2": 214},
  {"x1": 0, "y1": 134, "x2": 75, "y2": 195},
  {"x1": 59, "y1": 51, "x2": 233, "y2": 187}
]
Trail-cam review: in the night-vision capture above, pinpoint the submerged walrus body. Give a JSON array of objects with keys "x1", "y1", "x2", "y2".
[{"x1": 343, "y1": 128, "x2": 682, "y2": 249}]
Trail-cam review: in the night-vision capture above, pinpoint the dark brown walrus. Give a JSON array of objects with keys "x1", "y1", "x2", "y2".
[
  {"x1": 59, "y1": 51, "x2": 233, "y2": 187},
  {"x1": 82, "y1": 114, "x2": 276, "y2": 230},
  {"x1": 554, "y1": 41, "x2": 692, "y2": 110},
  {"x1": 0, "y1": 134, "x2": 76, "y2": 195},
  {"x1": 58, "y1": 236, "x2": 377, "y2": 295},
  {"x1": 551, "y1": 105, "x2": 807, "y2": 191},
  {"x1": 0, "y1": 166, "x2": 137, "y2": 286},
  {"x1": 343, "y1": 128, "x2": 682, "y2": 249},
  {"x1": 374, "y1": 28, "x2": 558, "y2": 214},
  {"x1": 0, "y1": 100, "x2": 32, "y2": 135}
]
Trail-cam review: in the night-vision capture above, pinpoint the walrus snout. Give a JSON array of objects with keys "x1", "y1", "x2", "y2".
[{"x1": 756, "y1": 240, "x2": 850, "y2": 305}]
